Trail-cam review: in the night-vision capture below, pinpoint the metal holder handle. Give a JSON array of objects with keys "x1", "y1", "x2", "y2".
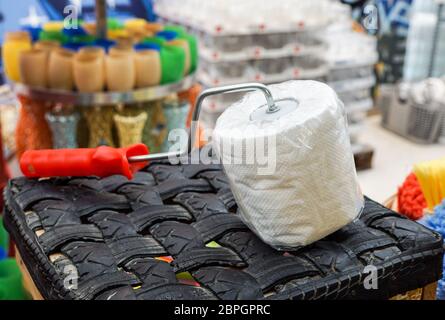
[{"x1": 128, "y1": 83, "x2": 277, "y2": 163}]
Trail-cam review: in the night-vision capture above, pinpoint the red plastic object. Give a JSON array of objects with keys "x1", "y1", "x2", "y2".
[
  {"x1": 397, "y1": 172, "x2": 427, "y2": 220},
  {"x1": 20, "y1": 144, "x2": 149, "y2": 180}
]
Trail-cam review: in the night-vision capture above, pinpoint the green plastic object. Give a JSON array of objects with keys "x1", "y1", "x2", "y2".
[
  {"x1": 71, "y1": 35, "x2": 96, "y2": 44},
  {"x1": 39, "y1": 30, "x2": 68, "y2": 44},
  {"x1": 65, "y1": 19, "x2": 84, "y2": 29},
  {"x1": 143, "y1": 36, "x2": 166, "y2": 47},
  {"x1": 179, "y1": 34, "x2": 198, "y2": 73},
  {"x1": 164, "y1": 25, "x2": 186, "y2": 36},
  {"x1": 0, "y1": 217, "x2": 8, "y2": 252},
  {"x1": 107, "y1": 18, "x2": 124, "y2": 30},
  {"x1": 0, "y1": 259, "x2": 28, "y2": 300},
  {"x1": 149, "y1": 32, "x2": 198, "y2": 74},
  {"x1": 160, "y1": 44, "x2": 185, "y2": 84}
]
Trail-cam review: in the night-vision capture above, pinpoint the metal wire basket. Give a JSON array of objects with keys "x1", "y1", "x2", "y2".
[
  {"x1": 379, "y1": 83, "x2": 445, "y2": 144},
  {"x1": 439, "y1": 114, "x2": 445, "y2": 144}
]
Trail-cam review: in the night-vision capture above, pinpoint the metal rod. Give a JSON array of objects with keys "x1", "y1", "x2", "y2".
[
  {"x1": 128, "y1": 83, "x2": 277, "y2": 163},
  {"x1": 95, "y1": 0, "x2": 107, "y2": 39}
]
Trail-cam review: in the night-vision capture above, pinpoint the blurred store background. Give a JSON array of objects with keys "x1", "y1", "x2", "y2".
[
  {"x1": 0, "y1": 0, "x2": 443, "y2": 199},
  {"x1": 0, "y1": 0, "x2": 444, "y2": 299}
]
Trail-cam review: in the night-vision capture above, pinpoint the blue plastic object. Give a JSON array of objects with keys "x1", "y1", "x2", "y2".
[
  {"x1": 0, "y1": 248, "x2": 5, "y2": 261},
  {"x1": 424, "y1": 200, "x2": 445, "y2": 300},
  {"x1": 23, "y1": 26, "x2": 42, "y2": 42},
  {"x1": 63, "y1": 26, "x2": 88, "y2": 37},
  {"x1": 94, "y1": 39, "x2": 117, "y2": 52},
  {"x1": 63, "y1": 42, "x2": 86, "y2": 51},
  {"x1": 134, "y1": 43, "x2": 161, "y2": 51},
  {"x1": 156, "y1": 30, "x2": 178, "y2": 41}
]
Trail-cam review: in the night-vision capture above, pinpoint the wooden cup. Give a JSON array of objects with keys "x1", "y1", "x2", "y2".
[
  {"x1": 78, "y1": 46, "x2": 106, "y2": 59},
  {"x1": 19, "y1": 49, "x2": 48, "y2": 88},
  {"x1": 34, "y1": 40, "x2": 60, "y2": 53},
  {"x1": 73, "y1": 52, "x2": 105, "y2": 92},
  {"x1": 134, "y1": 50, "x2": 161, "y2": 88},
  {"x1": 105, "y1": 51, "x2": 135, "y2": 92},
  {"x1": 109, "y1": 45, "x2": 135, "y2": 56},
  {"x1": 48, "y1": 48, "x2": 75, "y2": 90}
]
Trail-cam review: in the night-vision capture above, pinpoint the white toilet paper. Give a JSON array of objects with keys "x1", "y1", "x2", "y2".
[{"x1": 213, "y1": 80, "x2": 364, "y2": 250}]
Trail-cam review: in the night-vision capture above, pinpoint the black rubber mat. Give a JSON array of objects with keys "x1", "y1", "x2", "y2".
[{"x1": 3, "y1": 161, "x2": 444, "y2": 300}]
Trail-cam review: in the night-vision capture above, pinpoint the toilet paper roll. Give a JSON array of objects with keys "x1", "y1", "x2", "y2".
[{"x1": 213, "y1": 80, "x2": 363, "y2": 250}]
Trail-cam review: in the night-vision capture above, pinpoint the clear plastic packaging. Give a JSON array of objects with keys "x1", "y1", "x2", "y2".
[{"x1": 213, "y1": 80, "x2": 364, "y2": 250}]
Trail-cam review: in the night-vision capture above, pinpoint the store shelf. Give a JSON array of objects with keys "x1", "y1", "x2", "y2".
[
  {"x1": 345, "y1": 98, "x2": 374, "y2": 114},
  {"x1": 199, "y1": 42, "x2": 327, "y2": 63},
  {"x1": 157, "y1": 14, "x2": 329, "y2": 36},
  {"x1": 12, "y1": 73, "x2": 197, "y2": 107},
  {"x1": 199, "y1": 65, "x2": 329, "y2": 88},
  {"x1": 328, "y1": 75, "x2": 376, "y2": 93}
]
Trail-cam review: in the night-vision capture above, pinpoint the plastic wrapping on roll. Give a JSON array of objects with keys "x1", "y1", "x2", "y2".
[{"x1": 213, "y1": 80, "x2": 364, "y2": 250}]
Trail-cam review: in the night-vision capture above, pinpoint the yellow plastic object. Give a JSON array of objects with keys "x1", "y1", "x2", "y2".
[
  {"x1": 176, "y1": 272, "x2": 194, "y2": 281},
  {"x1": 413, "y1": 157, "x2": 445, "y2": 210},
  {"x1": 205, "y1": 241, "x2": 221, "y2": 248},
  {"x1": 108, "y1": 29, "x2": 129, "y2": 40},
  {"x1": 125, "y1": 18, "x2": 147, "y2": 31},
  {"x1": 2, "y1": 32, "x2": 32, "y2": 82},
  {"x1": 43, "y1": 21, "x2": 64, "y2": 32}
]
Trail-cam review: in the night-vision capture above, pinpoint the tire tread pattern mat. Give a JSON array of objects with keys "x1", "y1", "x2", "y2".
[{"x1": 3, "y1": 160, "x2": 444, "y2": 300}]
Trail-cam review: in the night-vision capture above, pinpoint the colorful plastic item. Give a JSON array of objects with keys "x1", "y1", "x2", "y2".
[
  {"x1": 180, "y1": 34, "x2": 198, "y2": 72},
  {"x1": 398, "y1": 172, "x2": 427, "y2": 220},
  {"x1": 39, "y1": 30, "x2": 69, "y2": 44},
  {"x1": 423, "y1": 200, "x2": 445, "y2": 300},
  {"x1": 413, "y1": 157, "x2": 445, "y2": 211},
  {"x1": 0, "y1": 217, "x2": 8, "y2": 255},
  {"x1": 23, "y1": 26, "x2": 42, "y2": 41},
  {"x1": 160, "y1": 45, "x2": 185, "y2": 84},
  {"x1": 20, "y1": 144, "x2": 149, "y2": 180},
  {"x1": 0, "y1": 259, "x2": 27, "y2": 300},
  {"x1": 108, "y1": 18, "x2": 124, "y2": 30},
  {"x1": 43, "y1": 21, "x2": 64, "y2": 32},
  {"x1": 63, "y1": 21, "x2": 87, "y2": 37},
  {"x1": 164, "y1": 25, "x2": 186, "y2": 36},
  {"x1": 134, "y1": 43, "x2": 161, "y2": 51},
  {"x1": 2, "y1": 31, "x2": 32, "y2": 82},
  {"x1": 156, "y1": 30, "x2": 178, "y2": 41},
  {"x1": 143, "y1": 36, "x2": 166, "y2": 46},
  {"x1": 94, "y1": 39, "x2": 117, "y2": 52}
]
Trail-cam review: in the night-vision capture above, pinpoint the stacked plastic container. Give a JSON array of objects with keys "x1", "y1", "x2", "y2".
[
  {"x1": 155, "y1": 0, "x2": 333, "y2": 130},
  {"x1": 404, "y1": 0, "x2": 445, "y2": 82},
  {"x1": 322, "y1": 3, "x2": 378, "y2": 147}
]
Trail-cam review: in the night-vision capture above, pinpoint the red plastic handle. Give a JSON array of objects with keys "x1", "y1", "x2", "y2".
[{"x1": 20, "y1": 144, "x2": 149, "y2": 179}]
